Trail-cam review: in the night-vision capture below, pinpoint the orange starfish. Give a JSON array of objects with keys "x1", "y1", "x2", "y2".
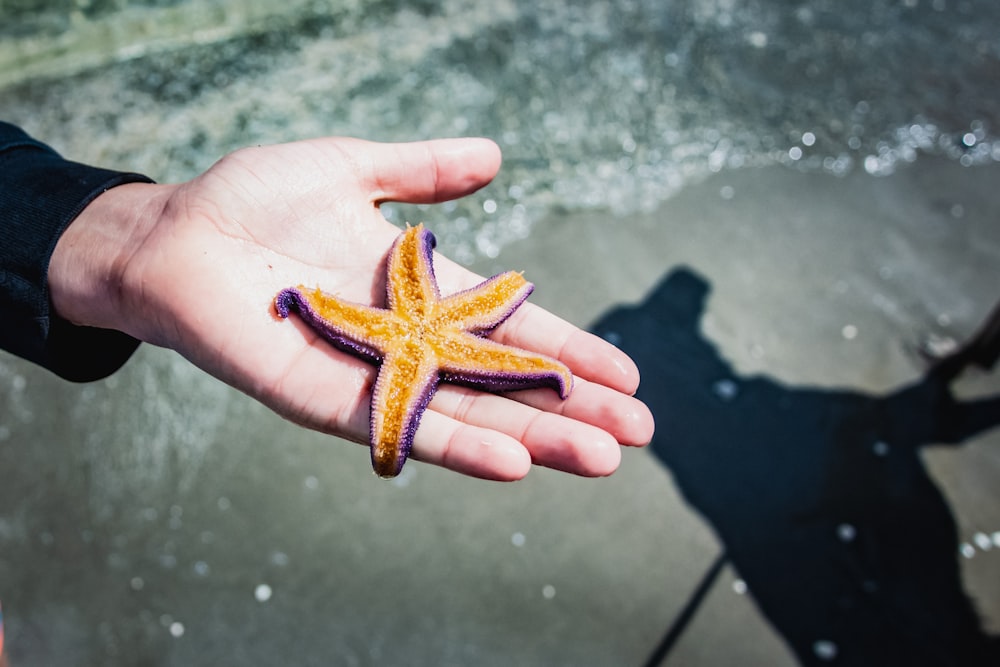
[{"x1": 275, "y1": 224, "x2": 573, "y2": 478}]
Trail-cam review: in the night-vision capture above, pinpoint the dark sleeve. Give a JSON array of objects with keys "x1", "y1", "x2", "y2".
[{"x1": 0, "y1": 121, "x2": 153, "y2": 382}]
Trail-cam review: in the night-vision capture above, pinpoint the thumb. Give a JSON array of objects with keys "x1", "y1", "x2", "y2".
[{"x1": 354, "y1": 137, "x2": 503, "y2": 205}]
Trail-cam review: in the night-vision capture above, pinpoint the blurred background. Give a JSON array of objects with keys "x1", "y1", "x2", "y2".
[{"x1": 1, "y1": 0, "x2": 999, "y2": 664}]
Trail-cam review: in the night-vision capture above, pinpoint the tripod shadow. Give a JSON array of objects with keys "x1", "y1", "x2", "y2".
[{"x1": 591, "y1": 268, "x2": 1000, "y2": 666}]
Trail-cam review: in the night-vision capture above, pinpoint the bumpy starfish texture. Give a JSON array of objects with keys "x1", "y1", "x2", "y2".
[{"x1": 275, "y1": 224, "x2": 573, "y2": 478}]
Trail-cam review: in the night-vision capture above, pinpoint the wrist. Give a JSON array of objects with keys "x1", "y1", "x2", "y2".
[{"x1": 49, "y1": 181, "x2": 170, "y2": 337}]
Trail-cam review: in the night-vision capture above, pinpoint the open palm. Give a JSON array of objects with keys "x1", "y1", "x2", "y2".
[{"x1": 57, "y1": 137, "x2": 653, "y2": 480}]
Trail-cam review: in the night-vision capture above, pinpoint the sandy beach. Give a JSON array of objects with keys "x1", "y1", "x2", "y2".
[
  {"x1": 489, "y1": 156, "x2": 1000, "y2": 665},
  {"x1": 2, "y1": 154, "x2": 998, "y2": 665}
]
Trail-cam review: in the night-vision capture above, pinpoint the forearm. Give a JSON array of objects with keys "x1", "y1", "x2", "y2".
[{"x1": 0, "y1": 121, "x2": 152, "y2": 381}]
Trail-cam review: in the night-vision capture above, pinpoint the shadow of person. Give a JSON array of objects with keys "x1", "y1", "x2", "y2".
[{"x1": 591, "y1": 267, "x2": 1000, "y2": 666}]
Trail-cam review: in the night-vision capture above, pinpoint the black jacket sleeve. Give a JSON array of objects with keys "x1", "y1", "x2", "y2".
[{"x1": 0, "y1": 121, "x2": 152, "y2": 381}]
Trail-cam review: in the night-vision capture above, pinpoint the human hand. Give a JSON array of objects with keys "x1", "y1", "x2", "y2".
[{"x1": 49, "y1": 137, "x2": 654, "y2": 480}]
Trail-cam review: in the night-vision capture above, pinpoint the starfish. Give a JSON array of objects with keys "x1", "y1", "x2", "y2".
[{"x1": 275, "y1": 224, "x2": 573, "y2": 478}]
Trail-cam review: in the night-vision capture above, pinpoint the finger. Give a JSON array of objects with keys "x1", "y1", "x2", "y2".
[
  {"x1": 426, "y1": 260, "x2": 643, "y2": 395},
  {"x1": 433, "y1": 375, "x2": 653, "y2": 450},
  {"x1": 409, "y1": 410, "x2": 533, "y2": 481},
  {"x1": 428, "y1": 386, "x2": 624, "y2": 477},
  {"x1": 267, "y1": 336, "x2": 644, "y2": 479},
  {"x1": 501, "y1": 377, "x2": 655, "y2": 447},
  {"x1": 361, "y1": 138, "x2": 503, "y2": 205},
  {"x1": 492, "y1": 302, "x2": 643, "y2": 395}
]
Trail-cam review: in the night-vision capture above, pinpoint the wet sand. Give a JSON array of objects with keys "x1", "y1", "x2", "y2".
[
  {"x1": 1, "y1": 156, "x2": 999, "y2": 665},
  {"x1": 490, "y1": 156, "x2": 1000, "y2": 665}
]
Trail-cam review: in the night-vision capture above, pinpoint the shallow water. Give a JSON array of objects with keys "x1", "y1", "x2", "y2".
[{"x1": 2, "y1": 0, "x2": 998, "y2": 261}]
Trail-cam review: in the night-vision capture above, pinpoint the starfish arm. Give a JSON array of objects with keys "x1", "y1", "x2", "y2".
[
  {"x1": 437, "y1": 271, "x2": 534, "y2": 334},
  {"x1": 275, "y1": 287, "x2": 397, "y2": 363},
  {"x1": 386, "y1": 223, "x2": 440, "y2": 320},
  {"x1": 369, "y1": 343, "x2": 441, "y2": 478},
  {"x1": 435, "y1": 333, "x2": 573, "y2": 399}
]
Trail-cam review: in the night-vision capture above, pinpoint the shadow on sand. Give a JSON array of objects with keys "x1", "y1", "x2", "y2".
[{"x1": 591, "y1": 268, "x2": 1000, "y2": 667}]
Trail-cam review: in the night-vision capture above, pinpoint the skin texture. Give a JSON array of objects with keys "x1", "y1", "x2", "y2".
[
  {"x1": 49, "y1": 136, "x2": 654, "y2": 481},
  {"x1": 276, "y1": 224, "x2": 573, "y2": 478}
]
